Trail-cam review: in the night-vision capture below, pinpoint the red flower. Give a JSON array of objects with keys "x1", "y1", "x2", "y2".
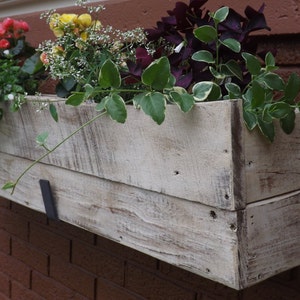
[
  {"x1": 0, "y1": 38, "x2": 10, "y2": 49},
  {"x1": 2, "y1": 18, "x2": 14, "y2": 30},
  {"x1": 0, "y1": 24, "x2": 6, "y2": 36}
]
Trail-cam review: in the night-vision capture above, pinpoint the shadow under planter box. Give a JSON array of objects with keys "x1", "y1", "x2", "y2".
[{"x1": 0, "y1": 96, "x2": 299, "y2": 290}]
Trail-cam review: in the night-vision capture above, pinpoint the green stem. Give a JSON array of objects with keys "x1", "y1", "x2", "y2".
[{"x1": 10, "y1": 110, "x2": 107, "y2": 194}]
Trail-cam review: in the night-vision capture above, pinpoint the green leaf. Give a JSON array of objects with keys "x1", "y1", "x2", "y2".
[
  {"x1": 36, "y1": 132, "x2": 49, "y2": 146},
  {"x1": 209, "y1": 67, "x2": 225, "y2": 80},
  {"x1": 192, "y1": 81, "x2": 221, "y2": 101},
  {"x1": 280, "y1": 109, "x2": 296, "y2": 134},
  {"x1": 262, "y1": 73, "x2": 285, "y2": 91},
  {"x1": 95, "y1": 99, "x2": 107, "y2": 112},
  {"x1": 66, "y1": 93, "x2": 85, "y2": 106},
  {"x1": 224, "y1": 60, "x2": 243, "y2": 81},
  {"x1": 207, "y1": 83, "x2": 222, "y2": 100},
  {"x1": 243, "y1": 109, "x2": 257, "y2": 130},
  {"x1": 142, "y1": 57, "x2": 171, "y2": 90},
  {"x1": 221, "y1": 38, "x2": 241, "y2": 53},
  {"x1": 194, "y1": 25, "x2": 217, "y2": 43},
  {"x1": 285, "y1": 73, "x2": 300, "y2": 104},
  {"x1": 192, "y1": 81, "x2": 214, "y2": 101},
  {"x1": 98, "y1": 59, "x2": 121, "y2": 89},
  {"x1": 169, "y1": 89, "x2": 195, "y2": 112},
  {"x1": 49, "y1": 103, "x2": 58, "y2": 122},
  {"x1": 262, "y1": 104, "x2": 273, "y2": 123},
  {"x1": 268, "y1": 102, "x2": 291, "y2": 119},
  {"x1": 225, "y1": 83, "x2": 241, "y2": 99},
  {"x1": 251, "y1": 80, "x2": 265, "y2": 108},
  {"x1": 21, "y1": 52, "x2": 44, "y2": 75},
  {"x1": 213, "y1": 6, "x2": 229, "y2": 23},
  {"x1": 105, "y1": 94, "x2": 127, "y2": 123},
  {"x1": 265, "y1": 52, "x2": 275, "y2": 67},
  {"x1": 257, "y1": 117, "x2": 275, "y2": 142},
  {"x1": 2, "y1": 182, "x2": 15, "y2": 190},
  {"x1": 242, "y1": 52, "x2": 261, "y2": 75},
  {"x1": 139, "y1": 92, "x2": 166, "y2": 124},
  {"x1": 192, "y1": 50, "x2": 215, "y2": 63}
]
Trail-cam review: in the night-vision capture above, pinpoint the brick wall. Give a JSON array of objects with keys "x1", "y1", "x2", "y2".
[{"x1": 0, "y1": 197, "x2": 299, "y2": 300}]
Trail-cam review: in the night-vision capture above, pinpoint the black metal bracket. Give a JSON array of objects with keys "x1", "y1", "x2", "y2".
[{"x1": 39, "y1": 179, "x2": 59, "y2": 221}]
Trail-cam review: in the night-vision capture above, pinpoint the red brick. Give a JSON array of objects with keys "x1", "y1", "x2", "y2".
[
  {"x1": 49, "y1": 256, "x2": 96, "y2": 299},
  {"x1": 11, "y1": 202, "x2": 47, "y2": 225},
  {"x1": 0, "y1": 209, "x2": 28, "y2": 240},
  {"x1": 11, "y1": 237, "x2": 49, "y2": 275},
  {"x1": 125, "y1": 263, "x2": 196, "y2": 300},
  {"x1": 11, "y1": 281, "x2": 42, "y2": 300},
  {"x1": 159, "y1": 261, "x2": 238, "y2": 299},
  {"x1": 29, "y1": 223, "x2": 70, "y2": 260},
  {"x1": 0, "y1": 271, "x2": 10, "y2": 297},
  {"x1": 241, "y1": 279, "x2": 300, "y2": 300},
  {"x1": 96, "y1": 236, "x2": 157, "y2": 269},
  {"x1": 32, "y1": 271, "x2": 88, "y2": 300},
  {"x1": 0, "y1": 198, "x2": 11, "y2": 209},
  {"x1": 48, "y1": 220, "x2": 96, "y2": 244},
  {"x1": 0, "y1": 229, "x2": 10, "y2": 254},
  {"x1": 0, "y1": 252, "x2": 30, "y2": 288},
  {"x1": 0, "y1": 292, "x2": 10, "y2": 300},
  {"x1": 72, "y1": 240, "x2": 124, "y2": 285},
  {"x1": 97, "y1": 278, "x2": 145, "y2": 300}
]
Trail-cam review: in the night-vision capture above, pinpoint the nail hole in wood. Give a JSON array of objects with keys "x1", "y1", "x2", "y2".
[{"x1": 210, "y1": 210, "x2": 217, "y2": 219}]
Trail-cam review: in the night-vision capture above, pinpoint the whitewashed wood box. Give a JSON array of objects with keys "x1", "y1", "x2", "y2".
[{"x1": 0, "y1": 96, "x2": 299, "y2": 290}]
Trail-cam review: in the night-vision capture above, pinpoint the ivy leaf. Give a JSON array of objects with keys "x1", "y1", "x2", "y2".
[
  {"x1": 98, "y1": 59, "x2": 121, "y2": 89},
  {"x1": 267, "y1": 102, "x2": 291, "y2": 119},
  {"x1": 251, "y1": 80, "x2": 265, "y2": 108},
  {"x1": 2, "y1": 182, "x2": 16, "y2": 191},
  {"x1": 243, "y1": 109, "x2": 257, "y2": 130},
  {"x1": 224, "y1": 60, "x2": 243, "y2": 81},
  {"x1": 49, "y1": 103, "x2": 58, "y2": 122},
  {"x1": 194, "y1": 25, "x2": 217, "y2": 43},
  {"x1": 221, "y1": 38, "x2": 241, "y2": 53},
  {"x1": 262, "y1": 73, "x2": 285, "y2": 91},
  {"x1": 105, "y1": 94, "x2": 127, "y2": 123},
  {"x1": 242, "y1": 52, "x2": 261, "y2": 75},
  {"x1": 225, "y1": 82, "x2": 242, "y2": 99},
  {"x1": 138, "y1": 92, "x2": 166, "y2": 124},
  {"x1": 265, "y1": 52, "x2": 275, "y2": 67},
  {"x1": 213, "y1": 6, "x2": 229, "y2": 23},
  {"x1": 192, "y1": 81, "x2": 221, "y2": 101},
  {"x1": 192, "y1": 50, "x2": 215, "y2": 64},
  {"x1": 169, "y1": 89, "x2": 195, "y2": 112},
  {"x1": 285, "y1": 73, "x2": 300, "y2": 104},
  {"x1": 36, "y1": 132, "x2": 49, "y2": 146},
  {"x1": 280, "y1": 109, "x2": 296, "y2": 134},
  {"x1": 142, "y1": 57, "x2": 171, "y2": 90},
  {"x1": 66, "y1": 93, "x2": 85, "y2": 106},
  {"x1": 192, "y1": 81, "x2": 214, "y2": 101},
  {"x1": 257, "y1": 117, "x2": 275, "y2": 142}
]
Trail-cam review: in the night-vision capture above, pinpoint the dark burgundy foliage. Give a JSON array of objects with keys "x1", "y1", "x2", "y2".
[{"x1": 125, "y1": 0, "x2": 270, "y2": 90}]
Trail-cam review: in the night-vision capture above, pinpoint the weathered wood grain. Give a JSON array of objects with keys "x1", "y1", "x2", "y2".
[
  {"x1": 0, "y1": 152, "x2": 240, "y2": 289},
  {"x1": 0, "y1": 99, "x2": 243, "y2": 210},
  {"x1": 0, "y1": 151, "x2": 299, "y2": 289}
]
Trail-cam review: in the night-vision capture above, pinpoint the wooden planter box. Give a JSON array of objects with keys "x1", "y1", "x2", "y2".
[{"x1": 0, "y1": 96, "x2": 299, "y2": 290}]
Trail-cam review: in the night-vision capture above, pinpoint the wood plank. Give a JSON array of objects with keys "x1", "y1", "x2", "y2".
[
  {"x1": 0, "y1": 152, "x2": 240, "y2": 289},
  {"x1": 244, "y1": 123, "x2": 300, "y2": 203},
  {"x1": 0, "y1": 99, "x2": 242, "y2": 210},
  {"x1": 242, "y1": 192, "x2": 300, "y2": 288}
]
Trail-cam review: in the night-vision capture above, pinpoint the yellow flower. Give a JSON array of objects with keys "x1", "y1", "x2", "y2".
[
  {"x1": 59, "y1": 13, "x2": 78, "y2": 25},
  {"x1": 91, "y1": 20, "x2": 102, "y2": 30},
  {"x1": 77, "y1": 14, "x2": 92, "y2": 28},
  {"x1": 52, "y1": 27, "x2": 64, "y2": 37},
  {"x1": 80, "y1": 31, "x2": 88, "y2": 41}
]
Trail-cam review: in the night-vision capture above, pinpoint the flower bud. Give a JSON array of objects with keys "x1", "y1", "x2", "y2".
[{"x1": 77, "y1": 14, "x2": 92, "y2": 28}]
